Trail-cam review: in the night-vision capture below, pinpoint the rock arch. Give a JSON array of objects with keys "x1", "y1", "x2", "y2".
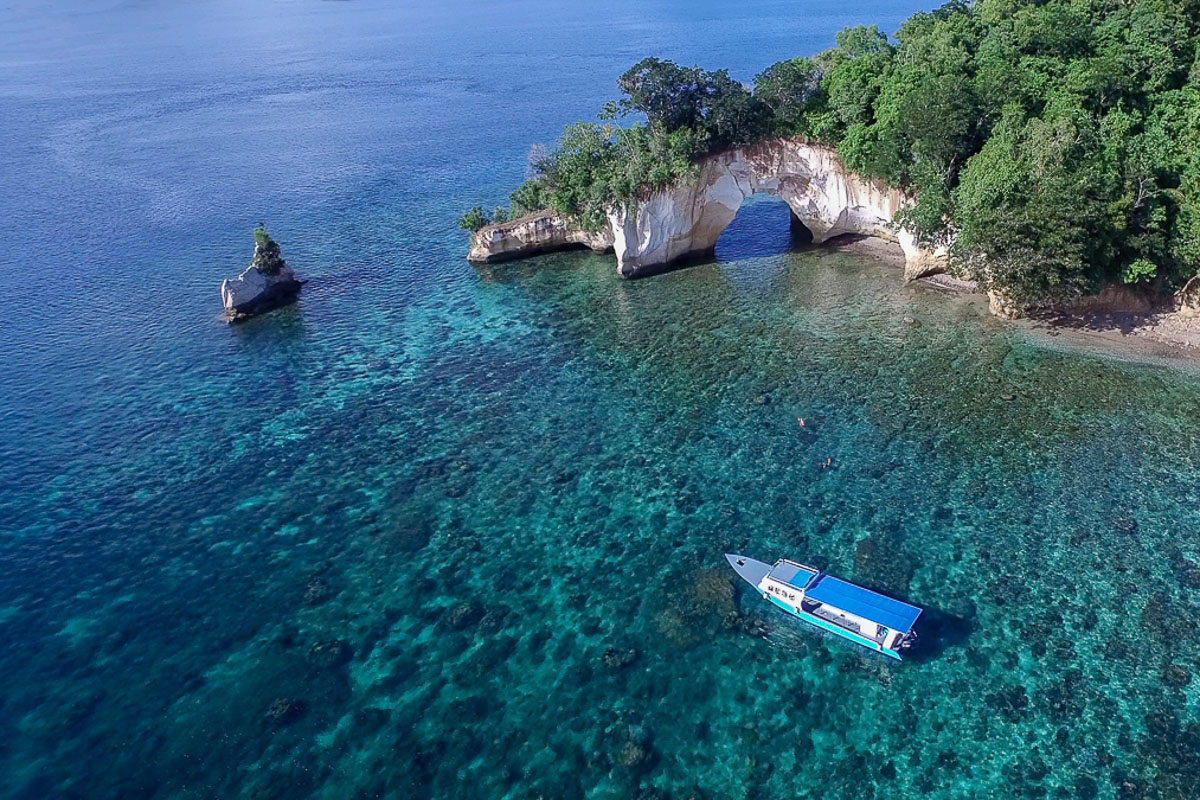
[
  {"x1": 468, "y1": 137, "x2": 947, "y2": 280},
  {"x1": 607, "y1": 139, "x2": 946, "y2": 279}
]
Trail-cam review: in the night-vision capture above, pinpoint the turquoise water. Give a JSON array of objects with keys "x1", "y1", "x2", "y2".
[{"x1": 4, "y1": 2, "x2": 1200, "y2": 798}]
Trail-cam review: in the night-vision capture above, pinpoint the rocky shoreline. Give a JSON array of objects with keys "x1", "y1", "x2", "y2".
[
  {"x1": 468, "y1": 210, "x2": 613, "y2": 264},
  {"x1": 827, "y1": 235, "x2": 1200, "y2": 360},
  {"x1": 1019, "y1": 305, "x2": 1200, "y2": 362},
  {"x1": 220, "y1": 228, "x2": 302, "y2": 322},
  {"x1": 467, "y1": 137, "x2": 1200, "y2": 362}
]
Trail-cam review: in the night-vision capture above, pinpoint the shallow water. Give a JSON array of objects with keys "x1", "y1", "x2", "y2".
[{"x1": 3, "y1": 2, "x2": 1200, "y2": 799}]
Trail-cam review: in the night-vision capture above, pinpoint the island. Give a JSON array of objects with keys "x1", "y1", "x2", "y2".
[
  {"x1": 463, "y1": 2, "x2": 1200, "y2": 320},
  {"x1": 220, "y1": 226, "x2": 302, "y2": 322}
]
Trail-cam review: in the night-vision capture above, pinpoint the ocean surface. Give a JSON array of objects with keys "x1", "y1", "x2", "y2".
[{"x1": 3, "y1": 1, "x2": 1200, "y2": 798}]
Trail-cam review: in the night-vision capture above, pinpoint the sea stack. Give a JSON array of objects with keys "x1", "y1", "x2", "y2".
[{"x1": 220, "y1": 226, "x2": 302, "y2": 322}]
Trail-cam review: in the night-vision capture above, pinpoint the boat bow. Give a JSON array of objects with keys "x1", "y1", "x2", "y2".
[{"x1": 725, "y1": 554, "x2": 772, "y2": 589}]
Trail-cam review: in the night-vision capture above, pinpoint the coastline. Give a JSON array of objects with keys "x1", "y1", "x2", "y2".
[
  {"x1": 824, "y1": 235, "x2": 1200, "y2": 367},
  {"x1": 1015, "y1": 309, "x2": 1200, "y2": 369}
]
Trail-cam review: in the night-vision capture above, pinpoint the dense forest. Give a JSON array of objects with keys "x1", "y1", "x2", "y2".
[{"x1": 463, "y1": 0, "x2": 1200, "y2": 304}]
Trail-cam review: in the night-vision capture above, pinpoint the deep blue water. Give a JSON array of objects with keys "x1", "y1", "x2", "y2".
[{"x1": 4, "y1": 1, "x2": 1200, "y2": 798}]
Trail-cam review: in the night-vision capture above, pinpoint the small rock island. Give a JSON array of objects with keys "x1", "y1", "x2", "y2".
[{"x1": 220, "y1": 226, "x2": 302, "y2": 322}]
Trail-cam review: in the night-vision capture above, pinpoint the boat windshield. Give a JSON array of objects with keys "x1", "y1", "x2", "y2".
[{"x1": 769, "y1": 561, "x2": 817, "y2": 589}]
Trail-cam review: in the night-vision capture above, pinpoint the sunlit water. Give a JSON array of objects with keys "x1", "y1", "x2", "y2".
[{"x1": 3, "y1": 2, "x2": 1200, "y2": 799}]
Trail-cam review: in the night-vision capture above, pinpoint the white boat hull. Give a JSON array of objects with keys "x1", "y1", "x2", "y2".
[{"x1": 725, "y1": 553, "x2": 919, "y2": 660}]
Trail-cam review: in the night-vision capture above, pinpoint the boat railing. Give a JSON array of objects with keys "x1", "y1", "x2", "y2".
[{"x1": 808, "y1": 604, "x2": 887, "y2": 644}]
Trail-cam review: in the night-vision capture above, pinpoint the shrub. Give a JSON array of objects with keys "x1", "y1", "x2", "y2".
[
  {"x1": 510, "y1": 179, "x2": 550, "y2": 217},
  {"x1": 458, "y1": 206, "x2": 491, "y2": 232},
  {"x1": 1122, "y1": 259, "x2": 1158, "y2": 285}
]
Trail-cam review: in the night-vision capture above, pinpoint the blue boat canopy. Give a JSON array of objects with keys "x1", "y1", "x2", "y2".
[{"x1": 805, "y1": 574, "x2": 922, "y2": 632}]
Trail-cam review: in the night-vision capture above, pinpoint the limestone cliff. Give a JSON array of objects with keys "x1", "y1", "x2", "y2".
[
  {"x1": 989, "y1": 285, "x2": 1154, "y2": 320},
  {"x1": 608, "y1": 139, "x2": 946, "y2": 280},
  {"x1": 1176, "y1": 275, "x2": 1200, "y2": 316},
  {"x1": 220, "y1": 230, "x2": 302, "y2": 322},
  {"x1": 467, "y1": 139, "x2": 947, "y2": 280},
  {"x1": 468, "y1": 210, "x2": 613, "y2": 263}
]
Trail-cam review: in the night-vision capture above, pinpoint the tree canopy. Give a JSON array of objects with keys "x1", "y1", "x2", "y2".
[{"x1": 474, "y1": 0, "x2": 1200, "y2": 304}]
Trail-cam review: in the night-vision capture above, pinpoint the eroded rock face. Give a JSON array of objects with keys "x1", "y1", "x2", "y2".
[
  {"x1": 467, "y1": 139, "x2": 947, "y2": 280},
  {"x1": 220, "y1": 236, "x2": 302, "y2": 322},
  {"x1": 989, "y1": 284, "x2": 1154, "y2": 320},
  {"x1": 610, "y1": 139, "x2": 946, "y2": 280},
  {"x1": 467, "y1": 210, "x2": 613, "y2": 263},
  {"x1": 1058, "y1": 285, "x2": 1153, "y2": 315},
  {"x1": 1175, "y1": 274, "x2": 1200, "y2": 316}
]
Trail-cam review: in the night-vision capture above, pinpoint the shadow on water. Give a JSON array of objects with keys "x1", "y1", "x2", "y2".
[
  {"x1": 622, "y1": 195, "x2": 818, "y2": 281},
  {"x1": 621, "y1": 248, "x2": 724, "y2": 279},
  {"x1": 227, "y1": 301, "x2": 308, "y2": 344},
  {"x1": 905, "y1": 604, "x2": 975, "y2": 662}
]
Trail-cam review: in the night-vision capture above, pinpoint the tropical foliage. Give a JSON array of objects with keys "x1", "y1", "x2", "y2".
[
  {"x1": 458, "y1": 206, "x2": 491, "y2": 232},
  {"x1": 469, "y1": 0, "x2": 1200, "y2": 302}
]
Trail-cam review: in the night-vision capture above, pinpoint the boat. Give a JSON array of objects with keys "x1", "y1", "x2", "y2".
[{"x1": 725, "y1": 554, "x2": 921, "y2": 660}]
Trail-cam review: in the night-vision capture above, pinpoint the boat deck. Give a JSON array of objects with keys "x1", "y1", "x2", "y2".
[{"x1": 725, "y1": 554, "x2": 921, "y2": 656}]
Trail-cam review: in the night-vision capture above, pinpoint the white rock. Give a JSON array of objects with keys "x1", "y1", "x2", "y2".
[
  {"x1": 220, "y1": 264, "x2": 301, "y2": 321},
  {"x1": 466, "y1": 138, "x2": 949, "y2": 281},
  {"x1": 467, "y1": 211, "x2": 613, "y2": 263},
  {"x1": 608, "y1": 139, "x2": 948, "y2": 279}
]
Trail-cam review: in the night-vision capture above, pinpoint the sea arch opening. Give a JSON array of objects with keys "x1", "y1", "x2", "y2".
[{"x1": 713, "y1": 193, "x2": 814, "y2": 263}]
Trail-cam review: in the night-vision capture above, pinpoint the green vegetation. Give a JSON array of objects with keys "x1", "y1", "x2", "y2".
[
  {"x1": 249, "y1": 223, "x2": 286, "y2": 275},
  {"x1": 483, "y1": 59, "x2": 762, "y2": 232},
  {"x1": 469, "y1": 0, "x2": 1200, "y2": 303},
  {"x1": 458, "y1": 206, "x2": 491, "y2": 231},
  {"x1": 457, "y1": 205, "x2": 515, "y2": 231}
]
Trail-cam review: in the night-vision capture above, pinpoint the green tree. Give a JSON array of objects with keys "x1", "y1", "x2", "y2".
[
  {"x1": 615, "y1": 58, "x2": 768, "y2": 150},
  {"x1": 754, "y1": 57, "x2": 825, "y2": 136},
  {"x1": 822, "y1": 25, "x2": 895, "y2": 131},
  {"x1": 458, "y1": 206, "x2": 491, "y2": 232},
  {"x1": 465, "y1": 0, "x2": 1200, "y2": 302},
  {"x1": 952, "y1": 108, "x2": 1114, "y2": 301},
  {"x1": 615, "y1": 58, "x2": 709, "y2": 131},
  {"x1": 1122, "y1": 258, "x2": 1158, "y2": 284},
  {"x1": 540, "y1": 122, "x2": 620, "y2": 231},
  {"x1": 1169, "y1": 88, "x2": 1200, "y2": 276},
  {"x1": 510, "y1": 180, "x2": 550, "y2": 217}
]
